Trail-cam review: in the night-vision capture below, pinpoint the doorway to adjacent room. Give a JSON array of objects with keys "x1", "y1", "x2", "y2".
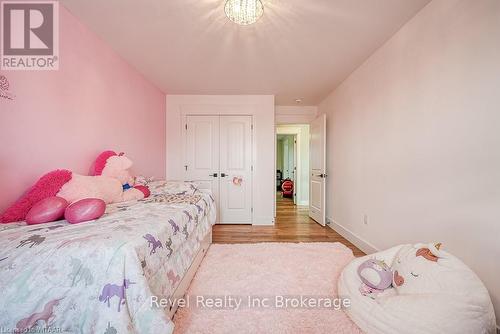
[
  {"x1": 276, "y1": 124, "x2": 310, "y2": 208},
  {"x1": 275, "y1": 114, "x2": 327, "y2": 227}
]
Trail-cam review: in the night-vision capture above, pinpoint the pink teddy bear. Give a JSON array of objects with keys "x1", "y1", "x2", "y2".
[{"x1": 0, "y1": 150, "x2": 150, "y2": 224}]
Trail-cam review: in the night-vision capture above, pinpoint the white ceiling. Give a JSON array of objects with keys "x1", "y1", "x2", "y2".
[{"x1": 61, "y1": 0, "x2": 431, "y2": 105}]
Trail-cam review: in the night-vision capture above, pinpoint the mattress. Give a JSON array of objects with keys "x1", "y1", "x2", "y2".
[{"x1": 0, "y1": 181, "x2": 216, "y2": 334}]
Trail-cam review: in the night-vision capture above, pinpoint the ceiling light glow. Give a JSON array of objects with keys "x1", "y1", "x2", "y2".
[{"x1": 224, "y1": 0, "x2": 264, "y2": 26}]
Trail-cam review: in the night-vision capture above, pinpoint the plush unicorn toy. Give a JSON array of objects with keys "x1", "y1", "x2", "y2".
[{"x1": 0, "y1": 150, "x2": 150, "y2": 224}]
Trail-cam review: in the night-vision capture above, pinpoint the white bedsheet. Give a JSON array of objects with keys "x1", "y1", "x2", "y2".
[{"x1": 0, "y1": 181, "x2": 216, "y2": 334}]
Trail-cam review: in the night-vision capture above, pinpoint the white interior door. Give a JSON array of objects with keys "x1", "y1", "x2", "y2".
[
  {"x1": 293, "y1": 135, "x2": 298, "y2": 205},
  {"x1": 283, "y1": 139, "x2": 289, "y2": 178},
  {"x1": 219, "y1": 116, "x2": 253, "y2": 224},
  {"x1": 184, "y1": 115, "x2": 220, "y2": 217},
  {"x1": 309, "y1": 114, "x2": 326, "y2": 226}
]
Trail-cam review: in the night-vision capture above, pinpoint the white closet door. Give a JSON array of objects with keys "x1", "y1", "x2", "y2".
[
  {"x1": 185, "y1": 115, "x2": 220, "y2": 216},
  {"x1": 219, "y1": 116, "x2": 253, "y2": 224}
]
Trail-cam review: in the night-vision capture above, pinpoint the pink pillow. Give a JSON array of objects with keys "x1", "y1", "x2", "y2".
[
  {"x1": 26, "y1": 196, "x2": 68, "y2": 225},
  {"x1": 65, "y1": 198, "x2": 105, "y2": 224}
]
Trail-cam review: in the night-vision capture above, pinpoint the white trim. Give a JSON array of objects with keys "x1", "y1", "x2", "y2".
[
  {"x1": 252, "y1": 216, "x2": 275, "y2": 226},
  {"x1": 326, "y1": 217, "x2": 378, "y2": 254}
]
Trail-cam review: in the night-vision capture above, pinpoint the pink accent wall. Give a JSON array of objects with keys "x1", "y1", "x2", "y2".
[{"x1": 0, "y1": 6, "x2": 166, "y2": 212}]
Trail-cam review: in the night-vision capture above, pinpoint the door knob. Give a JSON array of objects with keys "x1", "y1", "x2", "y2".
[
  {"x1": 221, "y1": 173, "x2": 227, "y2": 177},
  {"x1": 209, "y1": 173, "x2": 218, "y2": 177}
]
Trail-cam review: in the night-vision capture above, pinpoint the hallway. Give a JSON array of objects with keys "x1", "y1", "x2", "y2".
[{"x1": 212, "y1": 193, "x2": 365, "y2": 257}]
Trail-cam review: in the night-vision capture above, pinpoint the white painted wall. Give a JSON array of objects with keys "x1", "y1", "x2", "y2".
[
  {"x1": 277, "y1": 125, "x2": 310, "y2": 206},
  {"x1": 319, "y1": 0, "x2": 500, "y2": 323},
  {"x1": 166, "y1": 95, "x2": 275, "y2": 225},
  {"x1": 275, "y1": 106, "x2": 318, "y2": 125}
]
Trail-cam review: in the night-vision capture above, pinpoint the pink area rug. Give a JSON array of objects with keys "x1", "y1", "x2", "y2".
[{"x1": 173, "y1": 243, "x2": 362, "y2": 334}]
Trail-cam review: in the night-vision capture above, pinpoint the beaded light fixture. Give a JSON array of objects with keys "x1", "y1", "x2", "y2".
[{"x1": 224, "y1": 0, "x2": 264, "y2": 26}]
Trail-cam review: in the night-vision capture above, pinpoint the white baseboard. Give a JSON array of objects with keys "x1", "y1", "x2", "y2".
[
  {"x1": 252, "y1": 216, "x2": 275, "y2": 226},
  {"x1": 326, "y1": 217, "x2": 379, "y2": 254}
]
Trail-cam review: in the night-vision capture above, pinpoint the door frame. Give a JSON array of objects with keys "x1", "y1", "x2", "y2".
[{"x1": 275, "y1": 125, "x2": 310, "y2": 208}]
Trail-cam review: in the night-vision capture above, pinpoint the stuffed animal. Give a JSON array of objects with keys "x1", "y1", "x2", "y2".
[
  {"x1": 340, "y1": 242, "x2": 497, "y2": 334},
  {"x1": 357, "y1": 258, "x2": 393, "y2": 291},
  {"x1": 387, "y1": 243, "x2": 496, "y2": 332},
  {"x1": 390, "y1": 242, "x2": 481, "y2": 294},
  {"x1": 0, "y1": 150, "x2": 150, "y2": 224}
]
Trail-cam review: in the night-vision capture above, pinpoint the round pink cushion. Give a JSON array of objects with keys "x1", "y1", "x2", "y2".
[
  {"x1": 65, "y1": 198, "x2": 105, "y2": 224},
  {"x1": 26, "y1": 196, "x2": 68, "y2": 225}
]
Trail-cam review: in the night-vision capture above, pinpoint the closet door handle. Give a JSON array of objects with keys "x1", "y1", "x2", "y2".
[
  {"x1": 209, "y1": 173, "x2": 218, "y2": 177},
  {"x1": 221, "y1": 173, "x2": 227, "y2": 177}
]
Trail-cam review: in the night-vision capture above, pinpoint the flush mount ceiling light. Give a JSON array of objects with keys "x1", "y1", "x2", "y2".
[{"x1": 224, "y1": 0, "x2": 264, "y2": 26}]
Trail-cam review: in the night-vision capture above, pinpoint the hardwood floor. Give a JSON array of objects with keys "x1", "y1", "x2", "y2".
[{"x1": 213, "y1": 193, "x2": 365, "y2": 257}]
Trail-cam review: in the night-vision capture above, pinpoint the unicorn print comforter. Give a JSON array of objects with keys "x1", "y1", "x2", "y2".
[{"x1": 0, "y1": 181, "x2": 216, "y2": 334}]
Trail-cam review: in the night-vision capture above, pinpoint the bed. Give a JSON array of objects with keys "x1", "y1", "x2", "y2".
[{"x1": 0, "y1": 180, "x2": 216, "y2": 334}]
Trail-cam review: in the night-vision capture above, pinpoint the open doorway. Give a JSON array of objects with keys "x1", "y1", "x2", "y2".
[
  {"x1": 276, "y1": 134, "x2": 297, "y2": 203},
  {"x1": 276, "y1": 125, "x2": 310, "y2": 209}
]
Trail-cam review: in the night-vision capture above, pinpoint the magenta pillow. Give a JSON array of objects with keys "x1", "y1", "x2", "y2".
[
  {"x1": 26, "y1": 196, "x2": 68, "y2": 225},
  {"x1": 65, "y1": 198, "x2": 105, "y2": 224}
]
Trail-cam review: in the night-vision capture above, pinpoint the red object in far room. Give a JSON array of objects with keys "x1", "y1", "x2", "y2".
[{"x1": 281, "y1": 180, "x2": 294, "y2": 198}]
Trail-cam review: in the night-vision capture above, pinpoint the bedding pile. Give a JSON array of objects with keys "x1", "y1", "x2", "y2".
[{"x1": 0, "y1": 181, "x2": 215, "y2": 334}]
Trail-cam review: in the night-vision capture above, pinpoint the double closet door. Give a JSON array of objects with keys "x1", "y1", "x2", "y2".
[{"x1": 184, "y1": 115, "x2": 253, "y2": 224}]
